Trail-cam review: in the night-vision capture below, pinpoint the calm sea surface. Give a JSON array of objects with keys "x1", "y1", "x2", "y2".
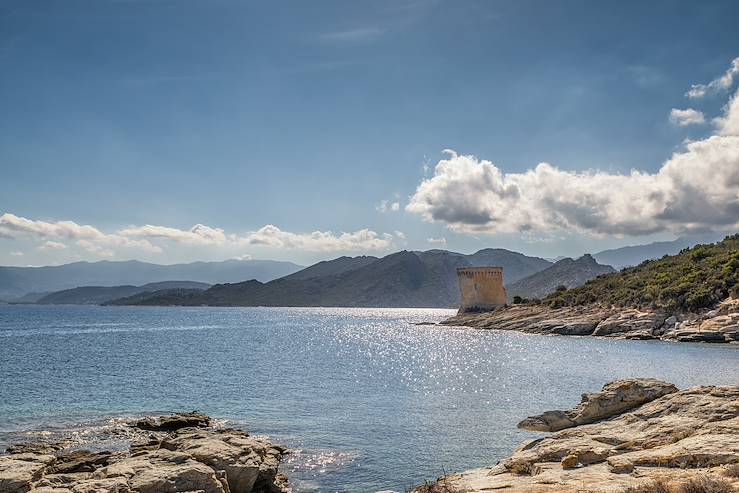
[{"x1": 0, "y1": 305, "x2": 737, "y2": 492}]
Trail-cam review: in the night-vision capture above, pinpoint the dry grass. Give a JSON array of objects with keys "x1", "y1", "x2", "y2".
[
  {"x1": 722, "y1": 464, "x2": 739, "y2": 478},
  {"x1": 621, "y1": 476, "x2": 736, "y2": 493},
  {"x1": 675, "y1": 476, "x2": 735, "y2": 493},
  {"x1": 623, "y1": 479, "x2": 672, "y2": 493}
]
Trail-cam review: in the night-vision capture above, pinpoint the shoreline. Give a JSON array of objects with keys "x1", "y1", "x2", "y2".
[
  {"x1": 413, "y1": 379, "x2": 739, "y2": 493},
  {"x1": 440, "y1": 299, "x2": 739, "y2": 344}
]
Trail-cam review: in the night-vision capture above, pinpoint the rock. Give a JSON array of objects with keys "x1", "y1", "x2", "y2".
[
  {"x1": 517, "y1": 378, "x2": 678, "y2": 432},
  {"x1": 0, "y1": 413, "x2": 288, "y2": 493},
  {"x1": 592, "y1": 309, "x2": 666, "y2": 337},
  {"x1": 0, "y1": 454, "x2": 55, "y2": 493},
  {"x1": 411, "y1": 381, "x2": 739, "y2": 493},
  {"x1": 560, "y1": 454, "x2": 578, "y2": 469},
  {"x1": 134, "y1": 412, "x2": 211, "y2": 432},
  {"x1": 441, "y1": 301, "x2": 739, "y2": 344}
]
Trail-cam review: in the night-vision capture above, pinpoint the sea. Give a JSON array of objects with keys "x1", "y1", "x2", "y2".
[{"x1": 0, "y1": 305, "x2": 737, "y2": 492}]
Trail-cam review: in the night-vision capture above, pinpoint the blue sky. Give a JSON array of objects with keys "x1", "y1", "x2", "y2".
[{"x1": 1, "y1": 0, "x2": 738, "y2": 266}]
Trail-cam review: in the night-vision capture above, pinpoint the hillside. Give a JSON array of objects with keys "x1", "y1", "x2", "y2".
[
  {"x1": 507, "y1": 254, "x2": 615, "y2": 301},
  {"x1": 114, "y1": 248, "x2": 553, "y2": 308},
  {"x1": 0, "y1": 259, "x2": 303, "y2": 299},
  {"x1": 546, "y1": 234, "x2": 739, "y2": 312},
  {"x1": 37, "y1": 281, "x2": 211, "y2": 305}
]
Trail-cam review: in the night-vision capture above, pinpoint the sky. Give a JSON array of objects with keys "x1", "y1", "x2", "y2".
[{"x1": 1, "y1": 0, "x2": 738, "y2": 266}]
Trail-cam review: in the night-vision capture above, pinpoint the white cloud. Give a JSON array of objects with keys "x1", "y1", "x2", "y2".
[
  {"x1": 77, "y1": 239, "x2": 114, "y2": 257},
  {"x1": 0, "y1": 213, "x2": 161, "y2": 255},
  {"x1": 231, "y1": 254, "x2": 253, "y2": 261},
  {"x1": 0, "y1": 213, "x2": 401, "y2": 258},
  {"x1": 685, "y1": 57, "x2": 739, "y2": 99},
  {"x1": 687, "y1": 57, "x2": 739, "y2": 98},
  {"x1": 39, "y1": 241, "x2": 67, "y2": 250},
  {"x1": 376, "y1": 199, "x2": 401, "y2": 213},
  {"x1": 118, "y1": 224, "x2": 232, "y2": 245},
  {"x1": 669, "y1": 108, "x2": 705, "y2": 126},
  {"x1": 427, "y1": 237, "x2": 447, "y2": 245},
  {"x1": 407, "y1": 88, "x2": 739, "y2": 238},
  {"x1": 244, "y1": 225, "x2": 398, "y2": 252},
  {"x1": 10, "y1": 251, "x2": 23, "y2": 257},
  {"x1": 320, "y1": 27, "x2": 383, "y2": 42}
]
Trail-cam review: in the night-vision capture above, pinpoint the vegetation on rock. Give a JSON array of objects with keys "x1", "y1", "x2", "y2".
[{"x1": 544, "y1": 235, "x2": 739, "y2": 312}]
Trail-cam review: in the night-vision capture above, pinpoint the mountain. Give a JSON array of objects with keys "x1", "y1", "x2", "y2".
[
  {"x1": 507, "y1": 254, "x2": 615, "y2": 301},
  {"x1": 37, "y1": 281, "x2": 211, "y2": 305},
  {"x1": 0, "y1": 259, "x2": 303, "y2": 299},
  {"x1": 546, "y1": 235, "x2": 739, "y2": 311},
  {"x1": 282, "y1": 255, "x2": 378, "y2": 280},
  {"x1": 103, "y1": 288, "x2": 208, "y2": 306},
  {"x1": 592, "y1": 233, "x2": 725, "y2": 269},
  {"x1": 114, "y1": 248, "x2": 553, "y2": 308},
  {"x1": 465, "y1": 248, "x2": 553, "y2": 283}
]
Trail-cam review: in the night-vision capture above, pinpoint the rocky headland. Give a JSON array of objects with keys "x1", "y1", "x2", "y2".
[
  {"x1": 0, "y1": 412, "x2": 288, "y2": 493},
  {"x1": 441, "y1": 298, "x2": 739, "y2": 343},
  {"x1": 415, "y1": 379, "x2": 739, "y2": 493}
]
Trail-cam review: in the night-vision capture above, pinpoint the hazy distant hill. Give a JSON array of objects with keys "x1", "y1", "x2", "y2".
[
  {"x1": 507, "y1": 255, "x2": 615, "y2": 300},
  {"x1": 37, "y1": 281, "x2": 211, "y2": 305},
  {"x1": 116, "y1": 248, "x2": 554, "y2": 308},
  {"x1": 0, "y1": 259, "x2": 303, "y2": 299},
  {"x1": 592, "y1": 233, "x2": 725, "y2": 269}
]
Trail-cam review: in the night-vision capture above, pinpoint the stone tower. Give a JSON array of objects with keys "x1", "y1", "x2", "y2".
[{"x1": 456, "y1": 267, "x2": 507, "y2": 313}]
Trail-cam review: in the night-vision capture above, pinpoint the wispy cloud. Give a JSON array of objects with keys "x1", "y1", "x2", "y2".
[
  {"x1": 427, "y1": 237, "x2": 447, "y2": 245},
  {"x1": 687, "y1": 57, "x2": 739, "y2": 98},
  {"x1": 320, "y1": 27, "x2": 383, "y2": 42}
]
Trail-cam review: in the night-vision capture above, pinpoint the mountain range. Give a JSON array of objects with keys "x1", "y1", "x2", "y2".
[
  {"x1": 592, "y1": 233, "x2": 725, "y2": 269},
  {"x1": 36, "y1": 281, "x2": 211, "y2": 305},
  {"x1": 112, "y1": 249, "x2": 556, "y2": 308},
  {"x1": 0, "y1": 259, "x2": 303, "y2": 299}
]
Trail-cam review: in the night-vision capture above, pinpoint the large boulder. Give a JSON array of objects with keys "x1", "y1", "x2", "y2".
[{"x1": 518, "y1": 378, "x2": 678, "y2": 432}]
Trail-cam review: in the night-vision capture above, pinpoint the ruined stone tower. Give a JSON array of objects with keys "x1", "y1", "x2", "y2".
[{"x1": 456, "y1": 267, "x2": 507, "y2": 313}]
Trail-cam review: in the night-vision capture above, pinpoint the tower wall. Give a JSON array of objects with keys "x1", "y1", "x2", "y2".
[{"x1": 457, "y1": 267, "x2": 507, "y2": 313}]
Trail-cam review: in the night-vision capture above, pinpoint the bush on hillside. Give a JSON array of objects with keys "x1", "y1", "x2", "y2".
[{"x1": 543, "y1": 234, "x2": 739, "y2": 313}]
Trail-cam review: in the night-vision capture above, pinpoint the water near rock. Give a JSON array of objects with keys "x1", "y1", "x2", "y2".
[
  {"x1": 1, "y1": 305, "x2": 738, "y2": 492},
  {"x1": 415, "y1": 379, "x2": 739, "y2": 493}
]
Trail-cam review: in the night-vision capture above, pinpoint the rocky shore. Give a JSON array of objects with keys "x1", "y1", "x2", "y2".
[
  {"x1": 441, "y1": 298, "x2": 739, "y2": 343},
  {"x1": 415, "y1": 379, "x2": 739, "y2": 493},
  {"x1": 0, "y1": 413, "x2": 288, "y2": 493},
  {"x1": 414, "y1": 379, "x2": 739, "y2": 493}
]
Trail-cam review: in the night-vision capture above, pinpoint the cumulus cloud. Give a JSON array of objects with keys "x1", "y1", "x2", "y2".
[
  {"x1": 0, "y1": 213, "x2": 161, "y2": 254},
  {"x1": 427, "y1": 237, "x2": 447, "y2": 245},
  {"x1": 0, "y1": 213, "x2": 402, "y2": 258},
  {"x1": 244, "y1": 225, "x2": 399, "y2": 251},
  {"x1": 118, "y1": 224, "x2": 232, "y2": 245},
  {"x1": 669, "y1": 108, "x2": 705, "y2": 126},
  {"x1": 39, "y1": 241, "x2": 67, "y2": 250},
  {"x1": 687, "y1": 57, "x2": 739, "y2": 98},
  {"x1": 406, "y1": 86, "x2": 739, "y2": 237},
  {"x1": 376, "y1": 199, "x2": 401, "y2": 213}
]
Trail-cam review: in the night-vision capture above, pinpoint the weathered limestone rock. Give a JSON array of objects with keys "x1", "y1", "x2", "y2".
[
  {"x1": 0, "y1": 413, "x2": 288, "y2": 493},
  {"x1": 592, "y1": 309, "x2": 667, "y2": 337},
  {"x1": 413, "y1": 380, "x2": 739, "y2": 493},
  {"x1": 442, "y1": 299, "x2": 739, "y2": 343},
  {"x1": 517, "y1": 379, "x2": 678, "y2": 432}
]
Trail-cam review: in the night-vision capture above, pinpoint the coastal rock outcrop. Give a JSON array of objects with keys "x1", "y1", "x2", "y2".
[
  {"x1": 413, "y1": 379, "x2": 739, "y2": 493},
  {"x1": 0, "y1": 413, "x2": 287, "y2": 493},
  {"x1": 441, "y1": 298, "x2": 739, "y2": 343},
  {"x1": 517, "y1": 379, "x2": 678, "y2": 432}
]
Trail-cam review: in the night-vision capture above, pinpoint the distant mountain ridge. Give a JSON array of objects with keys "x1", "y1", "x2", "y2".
[
  {"x1": 111, "y1": 248, "x2": 554, "y2": 308},
  {"x1": 37, "y1": 281, "x2": 212, "y2": 305},
  {"x1": 0, "y1": 259, "x2": 303, "y2": 299},
  {"x1": 507, "y1": 254, "x2": 615, "y2": 301},
  {"x1": 592, "y1": 233, "x2": 725, "y2": 269}
]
